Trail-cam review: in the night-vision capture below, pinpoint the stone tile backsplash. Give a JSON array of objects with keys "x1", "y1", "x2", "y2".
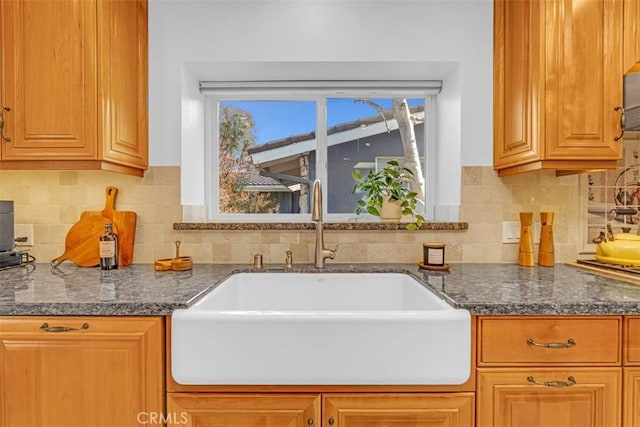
[{"x1": 0, "y1": 166, "x2": 582, "y2": 264}]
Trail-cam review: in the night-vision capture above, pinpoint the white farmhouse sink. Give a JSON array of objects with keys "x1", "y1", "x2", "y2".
[{"x1": 171, "y1": 272, "x2": 470, "y2": 385}]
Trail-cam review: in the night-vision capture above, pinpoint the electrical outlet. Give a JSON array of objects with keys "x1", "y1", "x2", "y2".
[
  {"x1": 502, "y1": 221, "x2": 520, "y2": 243},
  {"x1": 14, "y1": 224, "x2": 34, "y2": 247},
  {"x1": 502, "y1": 221, "x2": 542, "y2": 244}
]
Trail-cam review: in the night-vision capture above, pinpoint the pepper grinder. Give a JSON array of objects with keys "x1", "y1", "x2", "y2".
[
  {"x1": 538, "y1": 211, "x2": 555, "y2": 266},
  {"x1": 518, "y1": 212, "x2": 535, "y2": 266}
]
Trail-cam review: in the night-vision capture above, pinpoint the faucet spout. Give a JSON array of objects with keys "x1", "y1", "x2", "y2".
[
  {"x1": 311, "y1": 180, "x2": 336, "y2": 268},
  {"x1": 312, "y1": 180, "x2": 322, "y2": 222}
]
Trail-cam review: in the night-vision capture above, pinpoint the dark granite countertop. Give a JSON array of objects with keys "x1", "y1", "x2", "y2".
[{"x1": 2, "y1": 263, "x2": 640, "y2": 316}]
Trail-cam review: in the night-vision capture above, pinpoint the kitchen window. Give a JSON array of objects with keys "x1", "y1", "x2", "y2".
[{"x1": 201, "y1": 81, "x2": 441, "y2": 222}]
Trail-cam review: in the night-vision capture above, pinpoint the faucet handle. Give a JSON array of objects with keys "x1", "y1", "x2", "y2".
[{"x1": 328, "y1": 243, "x2": 339, "y2": 258}]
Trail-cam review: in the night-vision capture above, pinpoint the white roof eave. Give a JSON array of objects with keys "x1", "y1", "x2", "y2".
[{"x1": 250, "y1": 112, "x2": 424, "y2": 165}]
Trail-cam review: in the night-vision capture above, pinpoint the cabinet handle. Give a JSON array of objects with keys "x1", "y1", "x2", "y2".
[
  {"x1": 614, "y1": 106, "x2": 625, "y2": 142},
  {"x1": 307, "y1": 419, "x2": 313, "y2": 426},
  {"x1": 0, "y1": 106, "x2": 10, "y2": 142},
  {"x1": 527, "y1": 338, "x2": 575, "y2": 348},
  {"x1": 40, "y1": 322, "x2": 89, "y2": 333},
  {"x1": 527, "y1": 375, "x2": 576, "y2": 388},
  {"x1": 328, "y1": 417, "x2": 335, "y2": 426}
]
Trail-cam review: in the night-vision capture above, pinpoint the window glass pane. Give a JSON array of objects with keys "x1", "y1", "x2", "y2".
[
  {"x1": 326, "y1": 97, "x2": 426, "y2": 215},
  {"x1": 218, "y1": 100, "x2": 316, "y2": 214}
]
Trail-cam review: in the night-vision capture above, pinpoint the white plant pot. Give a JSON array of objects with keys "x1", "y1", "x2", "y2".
[{"x1": 380, "y1": 196, "x2": 402, "y2": 221}]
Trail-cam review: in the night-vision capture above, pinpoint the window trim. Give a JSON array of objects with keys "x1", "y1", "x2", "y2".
[
  {"x1": 204, "y1": 86, "x2": 438, "y2": 223},
  {"x1": 200, "y1": 80, "x2": 442, "y2": 95}
]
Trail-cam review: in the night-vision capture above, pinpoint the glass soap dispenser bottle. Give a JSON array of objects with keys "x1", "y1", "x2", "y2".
[{"x1": 99, "y1": 223, "x2": 118, "y2": 270}]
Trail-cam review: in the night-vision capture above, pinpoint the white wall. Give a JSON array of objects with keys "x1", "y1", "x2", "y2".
[{"x1": 148, "y1": 0, "x2": 493, "y2": 213}]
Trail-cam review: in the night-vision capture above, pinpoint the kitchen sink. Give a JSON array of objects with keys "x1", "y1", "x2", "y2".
[{"x1": 171, "y1": 272, "x2": 471, "y2": 385}]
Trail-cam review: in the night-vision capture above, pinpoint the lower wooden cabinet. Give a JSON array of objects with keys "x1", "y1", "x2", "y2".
[
  {"x1": 166, "y1": 392, "x2": 474, "y2": 427},
  {"x1": 323, "y1": 393, "x2": 475, "y2": 427},
  {"x1": 164, "y1": 314, "x2": 636, "y2": 426},
  {"x1": 477, "y1": 368, "x2": 621, "y2": 427},
  {"x1": 626, "y1": 316, "x2": 640, "y2": 364},
  {"x1": 0, "y1": 316, "x2": 164, "y2": 427},
  {"x1": 166, "y1": 393, "x2": 321, "y2": 427},
  {"x1": 625, "y1": 368, "x2": 640, "y2": 427}
]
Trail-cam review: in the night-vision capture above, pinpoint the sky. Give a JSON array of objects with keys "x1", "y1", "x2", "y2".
[{"x1": 221, "y1": 98, "x2": 423, "y2": 145}]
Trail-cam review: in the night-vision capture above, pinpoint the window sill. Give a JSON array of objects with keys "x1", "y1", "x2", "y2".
[{"x1": 173, "y1": 222, "x2": 468, "y2": 231}]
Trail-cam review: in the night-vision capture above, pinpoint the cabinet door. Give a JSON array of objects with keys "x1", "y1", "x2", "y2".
[
  {"x1": 625, "y1": 367, "x2": 640, "y2": 427},
  {"x1": 545, "y1": 0, "x2": 623, "y2": 160},
  {"x1": 0, "y1": 316, "x2": 164, "y2": 427},
  {"x1": 323, "y1": 393, "x2": 474, "y2": 427},
  {"x1": 493, "y1": 0, "x2": 545, "y2": 170},
  {"x1": 625, "y1": 316, "x2": 640, "y2": 365},
  {"x1": 624, "y1": 0, "x2": 640, "y2": 73},
  {"x1": 167, "y1": 393, "x2": 321, "y2": 427},
  {"x1": 477, "y1": 368, "x2": 621, "y2": 427},
  {"x1": 0, "y1": 0, "x2": 98, "y2": 160},
  {"x1": 97, "y1": 0, "x2": 148, "y2": 170}
]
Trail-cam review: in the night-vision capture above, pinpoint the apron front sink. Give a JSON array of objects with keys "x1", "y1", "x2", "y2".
[{"x1": 171, "y1": 272, "x2": 471, "y2": 385}]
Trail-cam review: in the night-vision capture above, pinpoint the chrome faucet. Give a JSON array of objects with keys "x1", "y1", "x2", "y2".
[{"x1": 311, "y1": 180, "x2": 336, "y2": 268}]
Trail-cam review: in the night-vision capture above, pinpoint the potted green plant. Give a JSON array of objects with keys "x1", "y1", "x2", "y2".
[{"x1": 352, "y1": 160, "x2": 426, "y2": 230}]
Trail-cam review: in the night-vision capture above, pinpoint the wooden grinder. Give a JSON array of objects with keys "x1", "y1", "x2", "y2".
[
  {"x1": 538, "y1": 211, "x2": 555, "y2": 267},
  {"x1": 518, "y1": 212, "x2": 535, "y2": 267}
]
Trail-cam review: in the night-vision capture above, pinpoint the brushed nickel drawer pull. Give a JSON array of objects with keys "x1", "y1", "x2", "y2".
[
  {"x1": 0, "y1": 106, "x2": 11, "y2": 143},
  {"x1": 307, "y1": 418, "x2": 313, "y2": 426},
  {"x1": 614, "y1": 106, "x2": 625, "y2": 142},
  {"x1": 527, "y1": 338, "x2": 576, "y2": 348},
  {"x1": 527, "y1": 375, "x2": 576, "y2": 388},
  {"x1": 40, "y1": 322, "x2": 89, "y2": 333}
]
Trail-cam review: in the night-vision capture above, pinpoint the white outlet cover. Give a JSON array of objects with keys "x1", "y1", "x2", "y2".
[
  {"x1": 502, "y1": 221, "x2": 520, "y2": 244},
  {"x1": 502, "y1": 221, "x2": 542, "y2": 244},
  {"x1": 14, "y1": 224, "x2": 34, "y2": 246}
]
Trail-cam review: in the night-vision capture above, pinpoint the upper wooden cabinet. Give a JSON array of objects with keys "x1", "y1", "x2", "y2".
[
  {"x1": 0, "y1": 0, "x2": 148, "y2": 177},
  {"x1": 494, "y1": 0, "x2": 624, "y2": 177},
  {"x1": 625, "y1": 0, "x2": 640, "y2": 73}
]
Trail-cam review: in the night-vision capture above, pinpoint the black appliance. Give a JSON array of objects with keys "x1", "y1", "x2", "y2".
[{"x1": 0, "y1": 201, "x2": 21, "y2": 268}]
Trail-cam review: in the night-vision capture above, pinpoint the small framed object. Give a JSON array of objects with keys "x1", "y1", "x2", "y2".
[{"x1": 423, "y1": 242, "x2": 445, "y2": 266}]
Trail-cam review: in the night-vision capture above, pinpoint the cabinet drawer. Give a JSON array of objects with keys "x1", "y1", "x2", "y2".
[
  {"x1": 0, "y1": 316, "x2": 163, "y2": 338},
  {"x1": 478, "y1": 316, "x2": 621, "y2": 366},
  {"x1": 625, "y1": 317, "x2": 640, "y2": 365}
]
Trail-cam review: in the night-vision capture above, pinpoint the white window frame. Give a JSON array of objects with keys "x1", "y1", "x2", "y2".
[{"x1": 202, "y1": 81, "x2": 439, "y2": 223}]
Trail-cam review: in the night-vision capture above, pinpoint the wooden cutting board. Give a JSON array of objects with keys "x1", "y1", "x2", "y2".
[
  {"x1": 81, "y1": 187, "x2": 137, "y2": 266},
  {"x1": 567, "y1": 261, "x2": 640, "y2": 287},
  {"x1": 51, "y1": 212, "x2": 117, "y2": 267}
]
